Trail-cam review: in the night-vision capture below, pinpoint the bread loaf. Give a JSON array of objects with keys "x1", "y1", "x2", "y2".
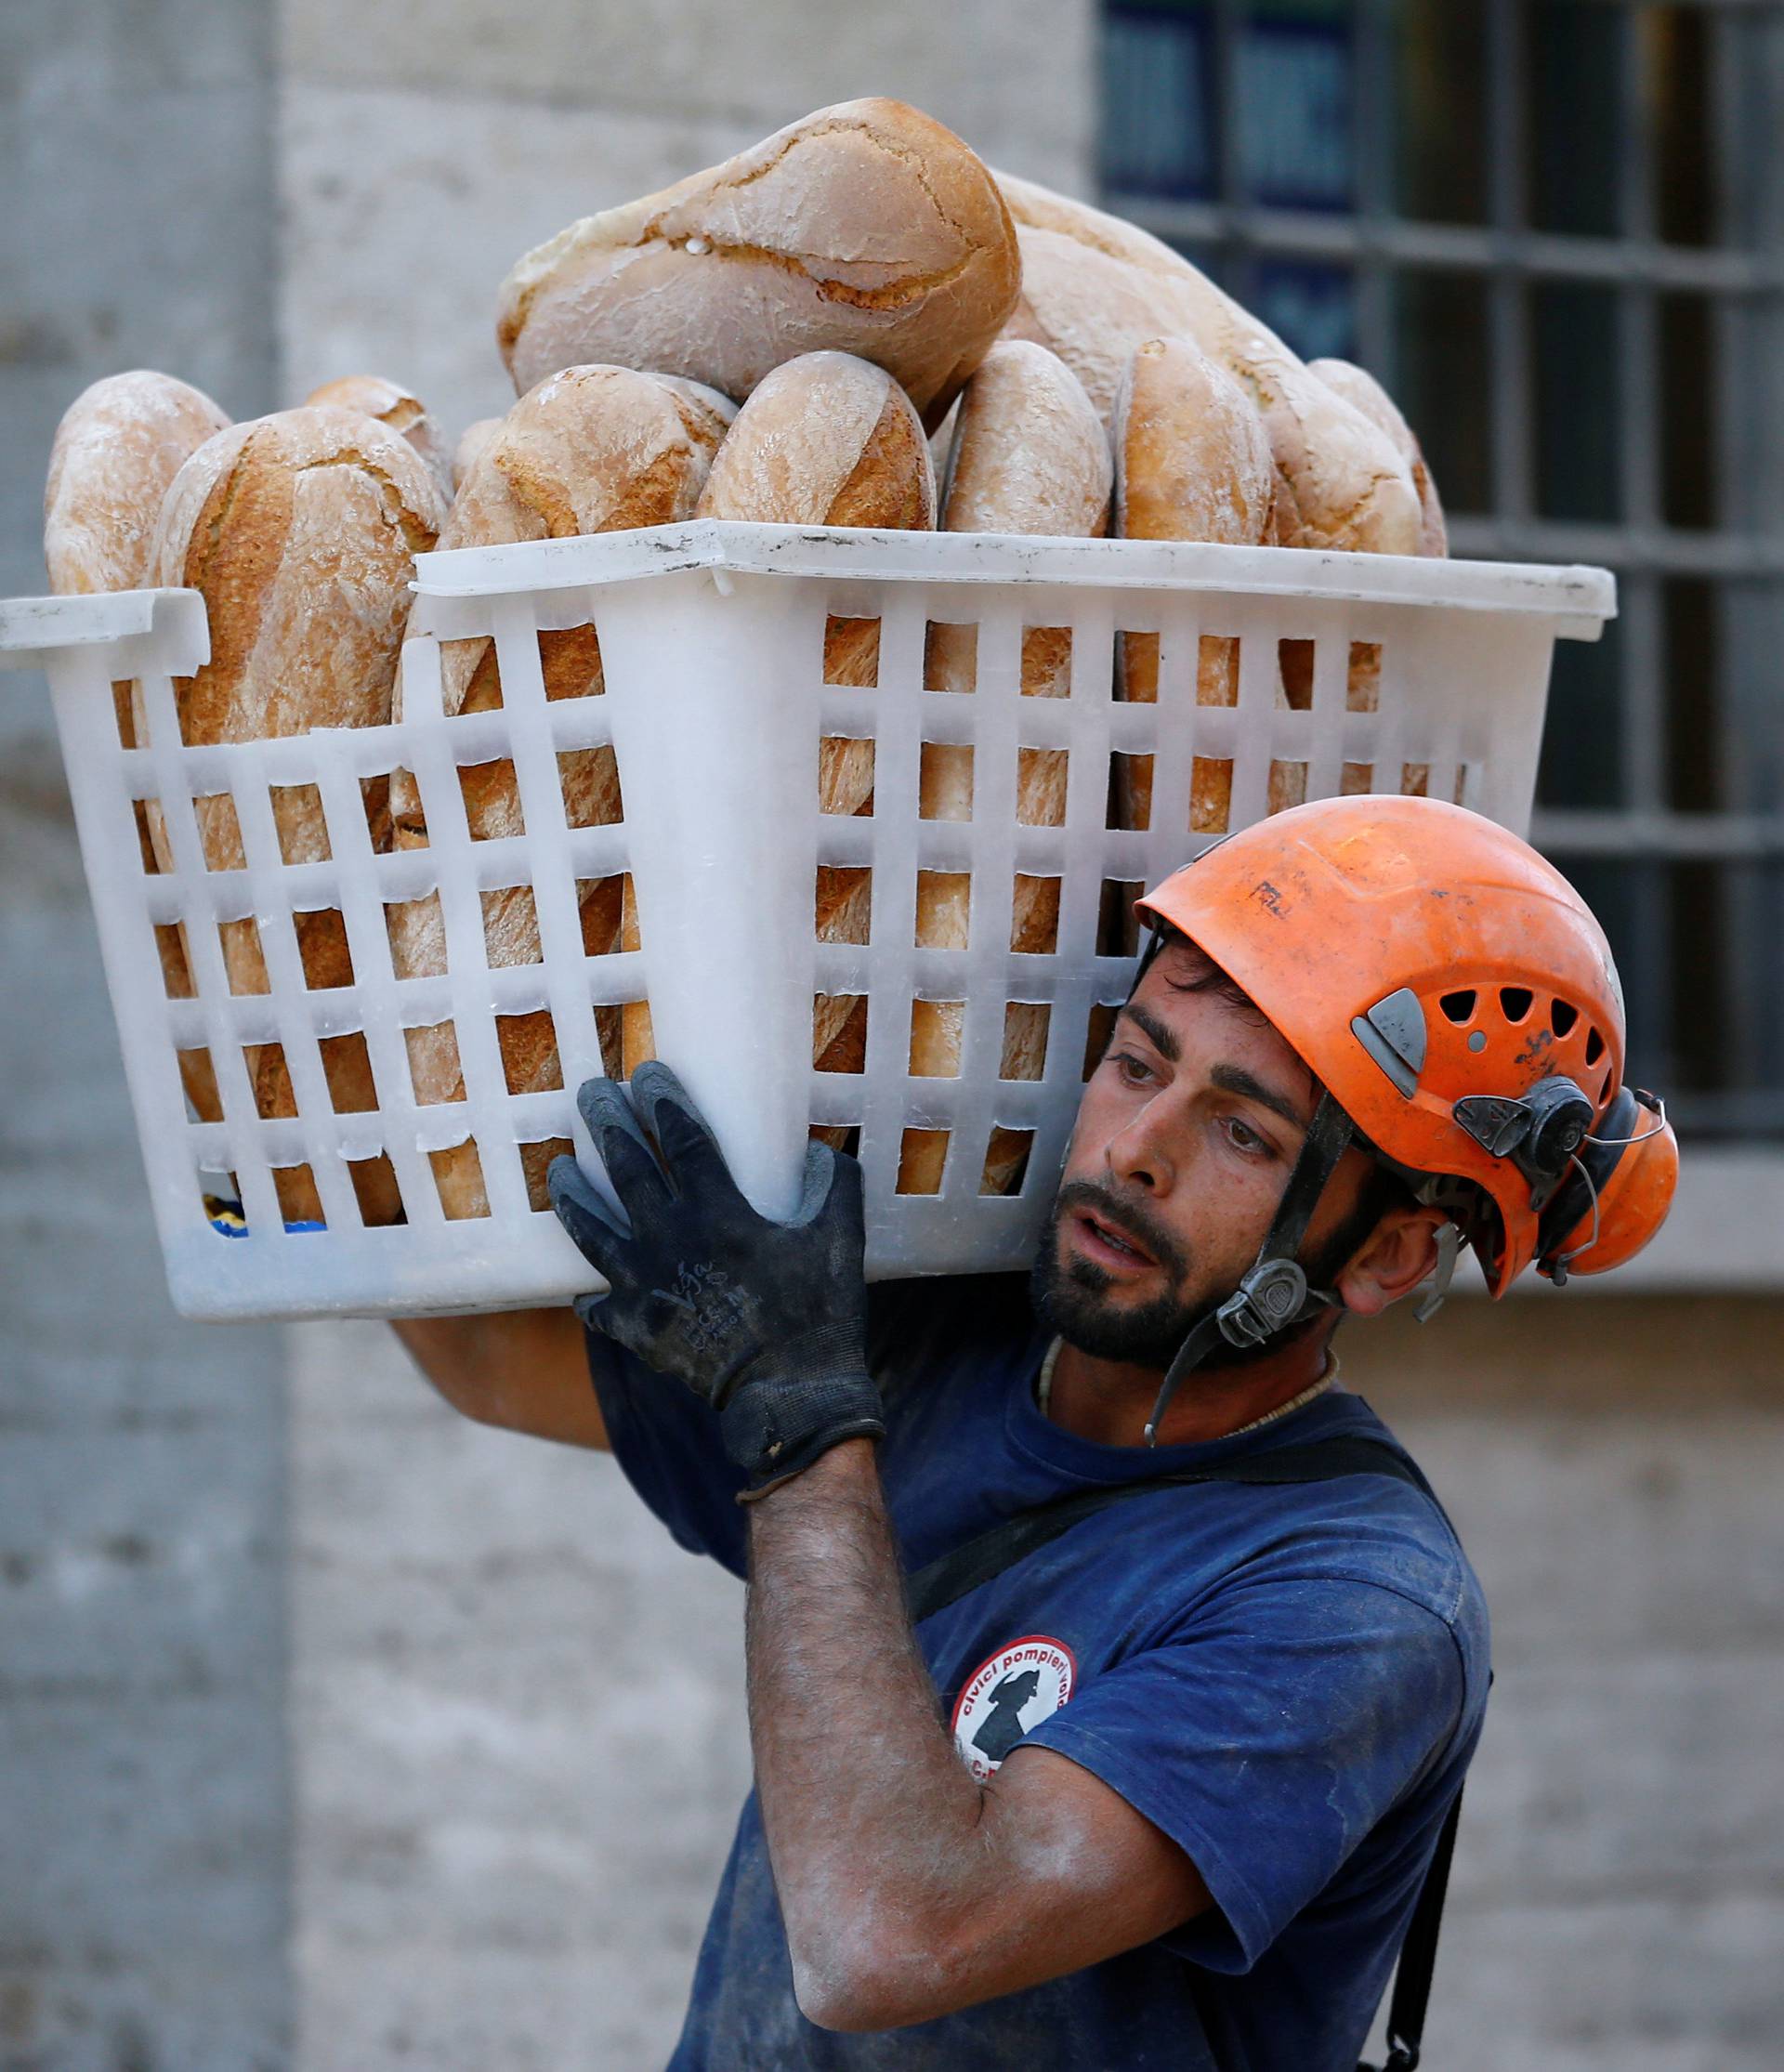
[
  {"x1": 904, "y1": 340, "x2": 1112, "y2": 1196},
  {"x1": 452, "y1": 416, "x2": 502, "y2": 490},
  {"x1": 147, "y1": 405, "x2": 450, "y2": 1226},
  {"x1": 993, "y1": 174, "x2": 1421, "y2": 556},
  {"x1": 496, "y1": 99, "x2": 1020, "y2": 429},
  {"x1": 1111, "y1": 336, "x2": 1279, "y2": 838},
  {"x1": 389, "y1": 365, "x2": 733, "y2": 1218},
  {"x1": 1308, "y1": 358, "x2": 1448, "y2": 558},
  {"x1": 695, "y1": 352, "x2": 935, "y2": 1117},
  {"x1": 303, "y1": 374, "x2": 449, "y2": 489},
  {"x1": 43, "y1": 370, "x2": 232, "y2": 1088}
]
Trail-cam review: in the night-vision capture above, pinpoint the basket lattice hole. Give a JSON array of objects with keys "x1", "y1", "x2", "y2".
[
  {"x1": 386, "y1": 893, "x2": 447, "y2": 978},
  {"x1": 1017, "y1": 745, "x2": 1068, "y2": 827},
  {"x1": 347, "y1": 1154, "x2": 400, "y2": 1225},
  {"x1": 318, "y1": 1031, "x2": 379, "y2": 1113},
  {"x1": 1191, "y1": 756, "x2": 1234, "y2": 833},
  {"x1": 217, "y1": 917, "x2": 270, "y2": 995},
  {"x1": 389, "y1": 767, "x2": 426, "y2": 847},
  {"x1": 816, "y1": 865, "x2": 872, "y2": 947},
  {"x1": 112, "y1": 679, "x2": 138, "y2": 749},
  {"x1": 155, "y1": 923, "x2": 196, "y2": 999},
  {"x1": 815, "y1": 994, "x2": 869, "y2": 1073},
  {"x1": 192, "y1": 793, "x2": 245, "y2": 872},
  {"x1": 1400, "y1": 763, "x2": 1431, "y2": 798},
  {"x1": 198, "y1": 1168, "x2": 244, "y2": 1233},
  {"x1": 429, "y1": 1142, "x2": 492, "y2": 1220},
  {"x1": 896, "y1": 1127, "x2": 950, "y2": 1195},
  {"x1": 824, "y1": 616, "x2": 881, "y2": 688},
  {"x1": 1020, "y1": 625, "x2": 1072, "y2": 699},
  {"x1": 482, "y1": 884, "x2": 543, "y2": 966},
  {"x1": 460, "y1": 760, "x2": 523, "y2": 837},
  {"x1": 560, "y1": 744, "x2": 623, "y2": 829},
  {"x1": 1119, "y1": 629, "x2": 1159, "y2": 702},
  {"x1": 1451, "y1": 764, "x2": 1473, "y2": 807},
  {"x1": 270, "y1": 784, "x2": 331, "y2": 865},
  {"x1": 175, "y1": 1044, "x2": 220, "y2": 1117},
  {"x1": 523, "y1": 1137, "x2": 573, "y2": 1214},
  {"x1": 810, "y1": 1123, "x2": 862, "y2": 1157},
  {"x1": 821, "y1": 735, "x2": 877, "y2": 820},
  {"x1": 360, "y1": 773, "x2": 394, "y2": 851},
  {"x1": 922, "y1": 621, "x2": 977, "y2": 693},
  {"x1": 1108, "y1": 751, "x2": 1153, "y2": 832},
  {"x1": 594, "y1": 1003, "x2": 635, "y2": 1078},
  {"x1": 1082, "y1": 1003, "x2": 1121, "y2": 1080},
  {"x1": 538, "y1": 623, "x2": 601, "y2": 702},
  {"x1": 1011, "y1": 875, "x2": 1061, "y2": 954},
  {"x1": 1278, "y1": 638, "x2": 1316, "y2": 711},
  {"x1": 442, "y1": 636, "x2": 502, "y2": 707},
  {"x1": 915, "y1": 871, "x2": 970, "y2": 950},
  {"x1": 1268, "y1": 762, "x2": 1309, "y2": 815},
  {"x1": 981, "y1": 1128, "x2": 1035, "y2": 1196},
  {"x1": 1001, "y1": 1003, "x2": 1050, "y2": 1082},
  {"x1": 132, "y1": 799, "x2": 165, "y2": 873},
  {"x1": 1341, "y1": 761, "x2": 1375, "y2": 796},
  {"x1": 577, "y1": 873, "x2": 627, "y2": 956},
  {"x1": 245, "y1": 1043, "x2": 295, "y2": 1122},
  {"x1": 497, "y1": 1012, "x2": 561, "y2": 1094},
  {"x1": 1198, "y1": 634, "x2": 1240, "y2": 708},
  {"x1": 271, "y1": 1167, "x2": 327, "y2": 1228},
  {"x1": 909, "y1": 999, "x2": 963, "y2": 1079},
  {"x1": 295, "y1": 909, "x2": 354, "y2": 990},
  {"x1": 919, "y1": 741, "x2": 973, "y2": 820},
  {"x1": 405, "y1": 1021, "x2": 466, "y2": 1104},
  {"x1": 1347, "y1": 642, "x2": 1383, "y2": 713},
  {"x1": 1097, "y1": 880, "x2": 1143, "y2": 959}
]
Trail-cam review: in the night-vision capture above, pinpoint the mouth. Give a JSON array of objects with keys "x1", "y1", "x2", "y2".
[{"x1": 1069, "y1": 1205, "x2": 1159, "y2": 1276}]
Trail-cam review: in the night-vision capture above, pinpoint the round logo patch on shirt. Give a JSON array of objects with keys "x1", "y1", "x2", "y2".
[{"x1": 950, "y1": 1635, "x2": 1077, "y2": 1780}]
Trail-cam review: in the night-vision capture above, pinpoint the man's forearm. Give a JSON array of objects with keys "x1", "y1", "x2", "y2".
[{"x1": 745, "y1": 1442, "x2": 992, "y2": 2026}]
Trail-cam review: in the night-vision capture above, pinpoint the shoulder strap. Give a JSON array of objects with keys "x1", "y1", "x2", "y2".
[
  {"x1": 906, "y1": 1436, "x2": 1431, "y2": 1624},
  {"x1": 1358, "y1": 1784, "x2": 1465, "y2": 2072}
]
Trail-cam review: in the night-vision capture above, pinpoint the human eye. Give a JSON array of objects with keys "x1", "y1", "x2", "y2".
[
  {"x1": 1222, "y1": 1114, "x2": 1275, "y2": 1159},
  {"x1": 1112, "y1": 1050, "x2": 1157, "y2": 1086}
]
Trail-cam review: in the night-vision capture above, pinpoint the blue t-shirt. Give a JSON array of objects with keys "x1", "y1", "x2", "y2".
[{"x1": 588, "y1": 1274, "x2": 1490, "y2": 2071}]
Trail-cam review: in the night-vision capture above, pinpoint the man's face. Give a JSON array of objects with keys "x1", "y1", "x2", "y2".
[{"x1": 1032, "y1": 936, "x2": 1376, "y2": 1370}]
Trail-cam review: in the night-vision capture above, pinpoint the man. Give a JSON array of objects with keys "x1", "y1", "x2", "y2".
[{"x1": 396, "y1": 797, "x2": 1676, "y2": 2067}]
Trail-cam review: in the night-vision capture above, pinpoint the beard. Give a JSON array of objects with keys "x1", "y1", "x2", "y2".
[{"x1": 1030, "y1": 1176, "x2": 1340, "y2": 1375}]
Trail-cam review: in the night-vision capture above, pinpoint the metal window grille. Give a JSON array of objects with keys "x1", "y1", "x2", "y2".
[{"x1": 1101, "y1": 0, "x2": 1784, "y2": 1137}]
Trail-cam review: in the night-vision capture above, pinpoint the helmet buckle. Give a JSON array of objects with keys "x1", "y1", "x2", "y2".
[{"x1": 1217, "y1": 1258, "x2": 1311, "y2": 1348}]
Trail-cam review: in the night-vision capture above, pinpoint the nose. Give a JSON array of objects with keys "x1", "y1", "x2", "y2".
[{"x1": 1105, "y1": 1090, "x2": 1180, "y2": 1197}]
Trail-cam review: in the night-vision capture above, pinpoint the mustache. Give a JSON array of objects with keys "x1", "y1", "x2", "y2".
[{"x1": 1055, "y1": 1178, "x2": 1189, "y2": 1280}]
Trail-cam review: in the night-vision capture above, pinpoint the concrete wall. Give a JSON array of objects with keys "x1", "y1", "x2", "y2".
[{"x1": 0, "y1": 4, "x2": 291, "y2": 2067}]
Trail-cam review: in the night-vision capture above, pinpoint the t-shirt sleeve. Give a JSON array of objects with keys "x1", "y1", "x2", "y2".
[{"x1": 1020, "y1": 1571, "x2": 1465, "y2": 1973}]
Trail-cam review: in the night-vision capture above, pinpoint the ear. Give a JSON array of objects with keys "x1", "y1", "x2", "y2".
[{"x1": 1334, "y1": 1206, "x2": 1449, "y2": 1318}]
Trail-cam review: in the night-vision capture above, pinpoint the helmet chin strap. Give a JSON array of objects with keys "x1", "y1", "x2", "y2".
[{"x1": 1143, "y1": 1091, "x2": 1354, "y2": 1447}]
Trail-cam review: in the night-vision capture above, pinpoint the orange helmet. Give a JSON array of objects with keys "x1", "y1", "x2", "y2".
[{"x1": 1135, "y1": 795, "x2": 1677, "y2": 1298}]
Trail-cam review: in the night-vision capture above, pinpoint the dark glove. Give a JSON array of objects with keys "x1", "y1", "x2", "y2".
[{"x1": 547, "y1": 1062, "x2": 884, "y2": 1498}]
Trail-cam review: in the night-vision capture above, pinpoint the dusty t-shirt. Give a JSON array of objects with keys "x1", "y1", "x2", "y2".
[{"x1": 586, "y1": 1274, "x2": 1490, "y2": 2071}]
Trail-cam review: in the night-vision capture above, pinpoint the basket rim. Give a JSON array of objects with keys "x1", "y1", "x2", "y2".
[{"x1": 410, "y1": 518, "x2": 1617, "y2": 632}]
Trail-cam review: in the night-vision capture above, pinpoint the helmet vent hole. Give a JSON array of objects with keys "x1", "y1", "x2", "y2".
[
  {"x1": 1585, "y1": 1026, "x2": 1606, "y2": 1066},
  {"x1": 1551, "y1": 999, "x2": 1580, "y2": 1038},
  {"x1": 1440, "y1": 990, "x2": 1476, "y2": 1025},
  {"x1": 1499, "y1": 987, "x2": 1534, "y2": 1024}
]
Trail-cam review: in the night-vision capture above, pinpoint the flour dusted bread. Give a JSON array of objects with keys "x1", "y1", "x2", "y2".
[
  {"x1": 147, "y1": 404, "x2": 449, "y2": 1226},
  {"x1": 904, "y1": 341, "x2": 1112, "y2": 1194},
  {"x1": 303, "y1": 374, "x2": 449, "y2": 488},
  {"x1": 452, "y1": 416, "x2": 502, "y2": 490},
  {"x1": 1309, "y1": 357, "x2": 1448, "y2": 558},
  {"x1": 995, "y1": 174, "x2": 1421, "y2": 556},
  {"x1": 388, "y1": 365, "x2": 733, "y2": 1218},
  {"x1": 496, "y1": 99, "x2": 1020, "y2": 428},
  {"x1": 696, "y1": 352, "x2": 935, "y2": 1108}
]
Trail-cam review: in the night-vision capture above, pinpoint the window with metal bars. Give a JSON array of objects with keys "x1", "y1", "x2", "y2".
[{"x1": 1100, "y1": 0, "x2": 1784, "y2": 1139}]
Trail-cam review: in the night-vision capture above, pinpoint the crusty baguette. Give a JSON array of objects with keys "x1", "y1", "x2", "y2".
[
  {"x1": 303, "y1": 374, "x2": 449, "y2": 489},
  {"x1": 147, "y1": 405, "x2": 449, "y2": 1226},
  {"x1": 452, "y1": 416, "x2": 502, "y2": 490},
  {"x1": 390, "y1": 365, "x2": 733, "y2": 1218},
  {"x1": 1308, "y1": 357, "x2": 1448, "y2": 558},
  {"x1": 1109, "y1": 335, "x2": 1279, "y2": 836},
  {"x1": 43, "y1": 370, "x2": 232, "y2": 1092},
  {"x1": 905, "y1": 340, "x2": 1112, "y2": 1196},
  {"x1": 695, "y1": 352, "x2": 935, "y2": 1116},
  {"x1": 496, "y1": 98, "x2": 1020, "y2": 429},
  {"x1": 994, "y1": 173, "x2": 1421, "y2": 556}
]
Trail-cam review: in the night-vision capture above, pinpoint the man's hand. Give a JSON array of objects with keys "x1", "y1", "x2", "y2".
[{"x1": 547, "y1": 1063, "x2": 885, "y2": 1496}]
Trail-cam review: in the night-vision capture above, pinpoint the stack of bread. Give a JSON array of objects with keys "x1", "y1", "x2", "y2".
[{"x1": 43, "y1": 96, "x2": 1447, "y2": 1225}]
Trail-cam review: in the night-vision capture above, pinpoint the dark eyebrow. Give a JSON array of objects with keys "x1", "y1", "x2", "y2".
[
  {"x1": 1209, "y1": 1062, "x2": 1312, "y2": 1135},
  {"x1": 1118, "y1": 1000, "x2": 1180, "y2": 1064}
]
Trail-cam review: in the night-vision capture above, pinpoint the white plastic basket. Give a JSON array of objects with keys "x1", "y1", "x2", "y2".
[{"x1": 1, "y1": 523, "x2": 1614, "y2": 1321}]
